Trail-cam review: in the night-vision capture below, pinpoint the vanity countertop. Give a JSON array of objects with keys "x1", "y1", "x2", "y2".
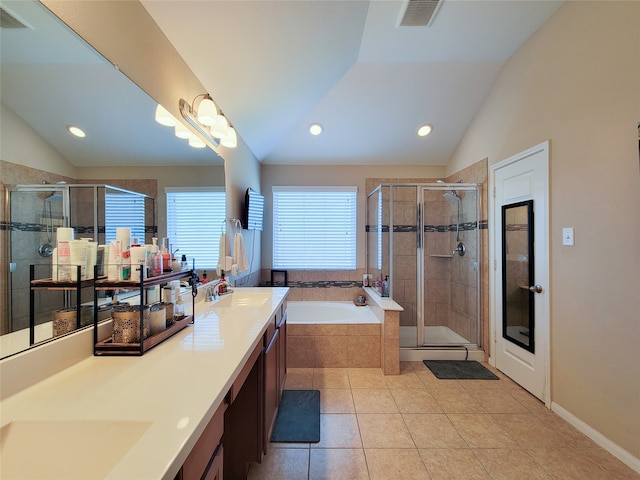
[{"x1": 0, "y1": 287, "x2": 289, "y2": 480}]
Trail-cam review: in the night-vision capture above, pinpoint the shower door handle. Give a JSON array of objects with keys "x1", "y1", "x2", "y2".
[{"x1": 529, "y1": 284, "x2": 543, "y2": 293}]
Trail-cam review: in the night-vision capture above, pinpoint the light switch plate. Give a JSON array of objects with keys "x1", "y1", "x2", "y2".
[{"x1": 562, "y1": 227, "x2": 574, "y2": 246}]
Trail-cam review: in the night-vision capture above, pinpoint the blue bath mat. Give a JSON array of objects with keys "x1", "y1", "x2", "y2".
[
  {"x1": 271, "y1": 390, "x2": 320, "y2": 443},
  {"x1": 423, "y1": 360, "x2": 499, "y2": 380}
]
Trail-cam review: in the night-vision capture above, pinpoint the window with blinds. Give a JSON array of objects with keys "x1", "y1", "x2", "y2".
[
  {"x1": 104, "y1": 192, "x2": 146, "y2": 243},
  {"x1": 166, "y1": 187, "x2": 226, "y2": 270},
  {"x1": 272, "y1": 186, "x2": 357, "y2": 270}
]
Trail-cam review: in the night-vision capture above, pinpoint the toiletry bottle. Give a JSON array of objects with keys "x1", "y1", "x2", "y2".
[
  {"x1": 151, "y1": 238, "x2": 162, "y2": 276},
  {"x1": 181, "y1": 254, "x2": 188, "y2": 271},
  {"x1": 383, "y1": 275, "x2": 389, "y2": 297},
  {"x1": 161, "y1": 237, "x2": 171, "y2": 272},
  {"x1": 218, "y1": 270, "x2": 227, "y2": 294},
  {"x1": 202, "y1": 271, "x2": 208, "y2": 284},
  {"x1": 174, "y1": 296, "x2": 185, "y2": 320}
]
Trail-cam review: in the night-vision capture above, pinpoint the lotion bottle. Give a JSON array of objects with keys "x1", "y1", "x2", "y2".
[{"x1": 151, "y1": 238, "x2": 162, "y2": 276}]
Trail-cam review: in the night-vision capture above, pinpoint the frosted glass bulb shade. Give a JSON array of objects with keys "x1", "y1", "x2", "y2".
[
  {"x1": 210, "y1": 115, "x2": 229, "y2": 139},
  {"x1": 175, "y1": 122, "x2": 192, "y2": 139},
  {"x1": 155, "y1": 104, "x2": 176, "y2": 126},
  {"x1": 221, "y1": 126, "x2": 237, "y2": 148},
  {"x1": 188, "y1": 136, "x2": 206, "y2": 148},
  {"x1": 196, "y1": 98, "x2": 218, "y2": 126}
]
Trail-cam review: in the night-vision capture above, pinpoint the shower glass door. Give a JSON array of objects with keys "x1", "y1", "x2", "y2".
[{"x1": 421, "y1": 184, "x2": 480, "y2": 347}]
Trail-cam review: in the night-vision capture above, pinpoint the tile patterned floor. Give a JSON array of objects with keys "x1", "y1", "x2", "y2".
[{"x1": 248, "y1": 362, "x2": 640, "y2": 480}]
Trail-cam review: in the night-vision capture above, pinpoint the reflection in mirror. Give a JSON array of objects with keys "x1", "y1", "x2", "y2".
[
  {"x1": 1, "y1": 0, "x2": 223, "y2": 358},
  {"x1": 501, "y1": 200, "x2": 535, "y2": 353}
]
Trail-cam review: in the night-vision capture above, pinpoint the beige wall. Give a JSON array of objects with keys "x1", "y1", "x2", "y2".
[{"x1": 448, "y1": 1, "x2": 640, "y2": 460}]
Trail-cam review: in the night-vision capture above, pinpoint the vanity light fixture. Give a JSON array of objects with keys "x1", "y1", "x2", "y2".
[
  {"x1": 309, "y1": 123, "x2": 323, "y2": 136},
  {"x1": 221, "y1": 126, "x2": 238, "y2": 148},
  {"x1": 67, "y1": 125, "x2": 86, "y2": 138},
  {"x1": 417, "y1": 124, "x2": 433, "y2": 137},
  {"x1": 154, "y1": 104, "x2": 177, "y2": 127}
]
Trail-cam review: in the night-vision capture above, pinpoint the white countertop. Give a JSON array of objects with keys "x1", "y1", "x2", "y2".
[{"x1": 0, "y1": 287, "x2": 289, "y2": 480}]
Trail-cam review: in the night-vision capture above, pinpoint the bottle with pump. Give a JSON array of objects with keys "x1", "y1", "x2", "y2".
[
  {"x1": 202, "y1": 271, "x2": 208, "y2": 284},
  {"x1": 218, "y1": 270, "x2": 227, "y2": 295},
  {"x1": 181, "y1": 254, "x2": 188, "y2": 271},
  {"x1": 161, "y1": 238, "x2": 171, "y2": 272}
]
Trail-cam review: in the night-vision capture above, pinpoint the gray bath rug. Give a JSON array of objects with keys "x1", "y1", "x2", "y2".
[
  {"x1": 271, "y1": 390, "x2": 320, "y2": 443},
  {"x1": 423, "y1": 360, "x2": 499, "y2": 380}
]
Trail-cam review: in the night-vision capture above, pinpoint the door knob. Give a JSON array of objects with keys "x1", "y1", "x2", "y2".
[{"x1": 529, "y1": 285, "x2": 543, "y2": 293}]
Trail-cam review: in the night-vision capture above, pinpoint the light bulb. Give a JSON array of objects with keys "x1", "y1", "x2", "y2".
[
  {"x1": 155, "y1": 104, "x2": 176, "y2": 127},
  {"x1": 221, "y1": 126, "x2": 237, "y2": 148},
  {"x1": 210, "y1": 115, "x2": 229, "y2": 139},
  {"x1": 196, "y1": 97, "x2": 218, "y2": 126}
]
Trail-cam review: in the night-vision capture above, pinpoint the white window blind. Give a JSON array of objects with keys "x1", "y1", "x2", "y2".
[
  {"x1": 273, "y1": 186, "x2": 357, "y2": 270},
  {"x1": 166, "y1": 187, "x2": 225, "y2": 270},
  {"x1": 105, "y1": 192, "x2": 146, "y2": 243}
]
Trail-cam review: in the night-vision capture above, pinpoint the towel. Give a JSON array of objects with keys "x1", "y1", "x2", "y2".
[
  {"x1": 233, "y1": 231, "x2": 249, "y2": 273},
  {"x1": 216, "y1": 232, "x2": 226, "y2": 276}
]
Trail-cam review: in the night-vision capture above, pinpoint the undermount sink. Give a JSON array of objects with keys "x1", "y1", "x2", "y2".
[
  {"x1": 212, "y1": 291, "x2": 270, "y2": 309},
  {"x1": 0, "y1": 419, "x2": 152, "y2": 479}
]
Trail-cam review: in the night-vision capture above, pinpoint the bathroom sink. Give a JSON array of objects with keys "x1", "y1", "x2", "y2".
[
  {"x1": 0, "y1": 419, "x2": 152, "y2": 479},
  {"x1": 212, "y1": 292, "x2": 271, "y2": 309}
]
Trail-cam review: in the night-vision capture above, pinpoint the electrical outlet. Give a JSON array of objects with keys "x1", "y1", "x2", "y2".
[{"x1": 562, "y1": 227, "x2": 574, "y2": 246}]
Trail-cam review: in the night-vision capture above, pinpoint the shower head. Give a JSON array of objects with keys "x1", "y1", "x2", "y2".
[
  {"x1": 443, "y1": 192, "x2": 460, "y2": 201},
  {"x1": 45, "y1": 192, "x2": 63, "y2": 202}
]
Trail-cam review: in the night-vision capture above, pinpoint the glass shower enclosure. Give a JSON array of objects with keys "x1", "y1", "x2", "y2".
[
  {"x1": 4, "y1": 184, "x2": 154, "y2": 342},
  {"x1": 366, "y1": 183, "x2": 481, "y2": 348}
]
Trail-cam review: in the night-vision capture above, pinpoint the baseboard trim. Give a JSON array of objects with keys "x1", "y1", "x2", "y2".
[{"x1": 551, "y1": 402, "x2": 640, "y2": 474}]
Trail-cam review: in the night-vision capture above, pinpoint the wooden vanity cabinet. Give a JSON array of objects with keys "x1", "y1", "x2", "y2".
[
  {"x1": 263, "y1": 304, "x2": 287, "y2": 454},
  {"x1": 177, "y1": 401, "x2": 226, "y2": 480}
]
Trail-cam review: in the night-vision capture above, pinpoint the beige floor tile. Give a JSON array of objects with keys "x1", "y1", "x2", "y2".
[
  {"x1": 311, "y1": 414, "x2": 362, "y2": 449},
  {"x1": 357, "y1": 413, "x2": 415, "y2": 449},
  {"x1": 309, "y1": 448, "x2": 369, "y2": 480},
  {"x1": 419, "y1": 448, "x2": 491, "y2": 480},
  {"x1": 465, "y1": 388, "x2": 530, "y2": 413},
  {"x1": 313, "y1": 368, "x2": 350, "y2": 388},
  {"x1": 352, "y1": 388, "x2": 399, "y2": 413},
  {"x1": 390, "y1": 388, "x2": 443, "y2": 414},
  {"x1": 285, "y1": 367, "x2": 314, "y2": 389},
  {"x1": 508, "y1": 389, "x2": 553, "y2": 417},
  {"x1": 431, "y1": 390, "x2": 487, "y2": 413},
  {"x1": 473, "y1": 448, "x2": 553, "y2": 479},
  {"x1": 528, "y1": 448, "x2": 616, "y2": 479},
  {"x1": 492, "y1": 413, "x2": 568, "y2": 449},
  {"x1": 319, "y1": 388, "x2": 355, "y2": 413},
  {"x1": 447, "y1": 413, "x2": 518, "y2": 448},
  {"x1": 538, "y1": 414, "x2": 596, "y2": 448},
  {"x1": 582, "y1": 447, "x2": 640, "y2": 479},
  {"x1": 403, "y1": 413, "x2": 468, "y2": 448},
  {"x1": 365, "y1": 448, "x2": 430, "y2": 480},
  {"x1": 247, "y1": 447, "x2": 310, "y2": 480},
  {"x1": 348, "y1": 368, "x2": 388, "y2": 388},
  {"x1": 269, "y1": 441, "x2": 310, "y2": 449},
  {"x1": 384, "y1": 370, "x2": 425, "y2": 389}
]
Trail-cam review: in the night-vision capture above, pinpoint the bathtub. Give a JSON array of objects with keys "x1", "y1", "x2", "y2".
[
  {"x1": 286, "y1": 301, "x2": 381, "y2": 368},
  {"x1": 286, "y1": 301, "x2": 380, "y2": 325}
]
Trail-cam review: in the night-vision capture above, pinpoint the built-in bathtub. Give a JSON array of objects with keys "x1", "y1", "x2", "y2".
[{"x1": 286, "y1": 301, "x2": 381, "y2": 368}]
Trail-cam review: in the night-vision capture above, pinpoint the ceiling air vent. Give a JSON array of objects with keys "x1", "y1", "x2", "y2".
[
  {"x1": 0, "y1": 6, "x2": 30, "y2": 29},
  {"x1": 398, "y1": 0, "x2": 442, "y2": 27}
]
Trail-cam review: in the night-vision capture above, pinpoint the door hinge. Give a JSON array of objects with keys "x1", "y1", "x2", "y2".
[
  {"x1": 493, "y1": 259, "x2": 497, "y2": 270},
  {"x1": 492, "y1": 186, "x2": 496, "y2": 198}
]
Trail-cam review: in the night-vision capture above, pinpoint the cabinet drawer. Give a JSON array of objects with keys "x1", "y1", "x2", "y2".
[
  {"x1": 202, "y1": 445, "x2": 223, "y2": 480},
  {"x1": 181, "y1": 401, "x2": 226, "y2": 480}
]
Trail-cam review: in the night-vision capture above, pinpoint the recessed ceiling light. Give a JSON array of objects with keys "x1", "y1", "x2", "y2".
[
  {"x1": 417, "y1": 124, "x2": 433, "y2": 137},
  {"x1": 309, "y1": 123, "x2": 323, "y2": 136},
  {"x1": 67, "y1": 125, "x2": 86, "y2": 138}
]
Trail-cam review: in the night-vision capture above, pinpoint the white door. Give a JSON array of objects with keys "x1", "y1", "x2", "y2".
[{"x1": 490, "y1": 141, "x2": 550, "y2": 405}]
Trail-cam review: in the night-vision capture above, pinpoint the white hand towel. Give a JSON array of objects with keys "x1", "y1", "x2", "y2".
[
  {"x1": 233, "y1": 232, "x2": 249, "y2": 273},
  {"x1": 216, "y1": 232, "x2": 226, "y2": 276}
]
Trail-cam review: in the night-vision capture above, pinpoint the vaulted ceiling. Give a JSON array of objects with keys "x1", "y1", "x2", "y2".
[{"x1": 142, "y1": 0, "x2": 564, "y2": 166}]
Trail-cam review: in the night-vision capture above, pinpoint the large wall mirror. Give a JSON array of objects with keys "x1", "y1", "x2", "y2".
[{"x1": 1, "y1": 0, "x2": 224, "y2": 358}]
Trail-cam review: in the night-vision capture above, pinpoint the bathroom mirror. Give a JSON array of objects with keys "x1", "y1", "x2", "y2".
[{"x1": 0, "y1": 0, "x2": 224, "y2": 358}]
